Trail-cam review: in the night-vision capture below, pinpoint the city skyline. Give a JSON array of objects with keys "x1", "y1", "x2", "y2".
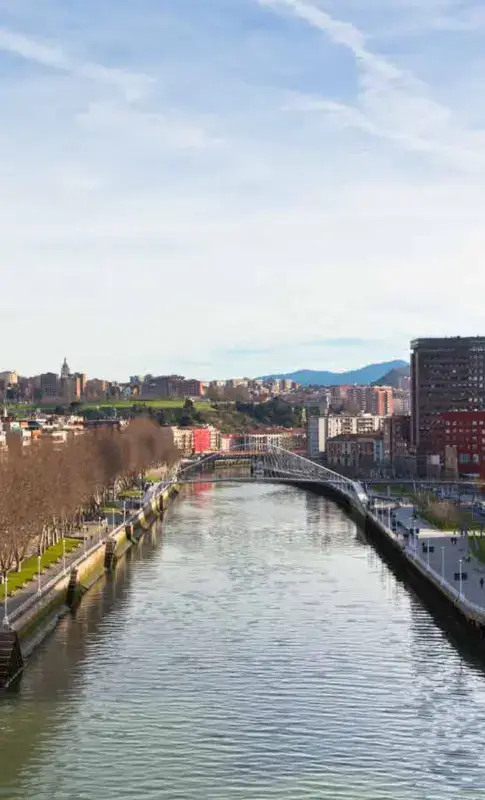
[
  {"x1": 2, "y1": 1, "x2": 485, "y2": 376},
  {"x1": 0, "y1": 355, "x2": 409, "y2": 384}
]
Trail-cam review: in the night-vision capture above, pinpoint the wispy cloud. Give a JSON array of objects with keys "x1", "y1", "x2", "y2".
[
  {"x1": 2, "y1": 0, "x2": 485, "y2": 378},
  {"x1": 261, "y1": 0, "x2": 485, "y2": 170},
  {"x1": 0, "y1": 26, "x2": 151, "y2": 100}
]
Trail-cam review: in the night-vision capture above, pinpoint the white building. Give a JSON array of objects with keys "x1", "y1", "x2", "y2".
[
  {"x1": 307, "y1": 414, "x2": 384, "y2": 457},
  {"x1": 307, "y1": 417, "x2": 327, "y2": 457}
]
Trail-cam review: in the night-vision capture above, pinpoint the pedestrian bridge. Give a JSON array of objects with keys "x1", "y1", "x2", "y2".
[{"x1": 169, "y1": 446, "x2": 368, "y2": 508}]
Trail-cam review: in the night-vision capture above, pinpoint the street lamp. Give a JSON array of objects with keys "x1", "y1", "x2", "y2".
[
  {"x1": 62, "y1": 537, "x2": 66, "y2": 575},
  {"x1": 459, "y1": 558, "x2": 463, "y2": 598},
  {"x1": 427, "y1": 539, "x2": 430, "y2": 569},
  {"x1": 123, "y1": 501, "x2": 127, "y2": 524},
  {"x1": 37, "y1": 554, "x2": 41, "y2": 595},
  {"x1": 441, "y1": 546, "x2": 445, "y2": 582},
  {"x1": 3, "y1": 574, "x2": 8, "y2": 627}
]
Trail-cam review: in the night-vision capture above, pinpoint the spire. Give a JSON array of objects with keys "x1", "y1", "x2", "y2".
[{"x1": 61, "y1": 357, "x2": 71, "y2": 379}]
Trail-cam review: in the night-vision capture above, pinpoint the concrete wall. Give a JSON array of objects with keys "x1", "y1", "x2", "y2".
[{"x1": 12, "y1": 482, "x2": 181, "y2": 657}]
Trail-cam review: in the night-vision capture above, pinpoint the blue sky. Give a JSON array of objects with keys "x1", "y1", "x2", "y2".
[{"x1": 1, "y1": 0, "x2": 485, "y2": 380}]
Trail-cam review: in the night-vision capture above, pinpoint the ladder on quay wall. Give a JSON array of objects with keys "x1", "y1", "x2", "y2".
[{"x1": 0, "y1": 628, "x2": 23, "y2": 688}]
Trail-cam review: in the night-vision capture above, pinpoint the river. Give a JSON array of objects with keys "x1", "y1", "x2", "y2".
[{"x1": 2, "y1": 483, "x2": 485, "y2": 799}]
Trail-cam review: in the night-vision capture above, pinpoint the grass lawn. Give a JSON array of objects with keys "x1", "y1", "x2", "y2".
[
  {"x1": 81, "y1": 399, "x2": 211, "y2": 410},
  {"x1": 118, "y1": 488, "x2": 144, "y2": 499},
  {"x1": 6, "y1": 399, "x2": 212, "y2": 413},
  {"x1": 6, "y1": 538, "x2": 81, "y2": 595},
  {"x1": 416, "y1": 501, "x2": 484, "y2": 532},
  {"x1": 470, "y1": 534, "x2": 485, "y2": 563}
]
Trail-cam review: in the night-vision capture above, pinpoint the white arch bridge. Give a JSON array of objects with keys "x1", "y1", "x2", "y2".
[{"x1": 161, "y1": 447, "x2": 368, "y2": 509}]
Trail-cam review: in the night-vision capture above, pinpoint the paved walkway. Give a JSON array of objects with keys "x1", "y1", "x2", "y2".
[
  {"x1": 0, "y1": 521, "x2": 115, "y2": 626},
  {"x1": 390, "y1": 504, "x2": 485, "y2": 610}
]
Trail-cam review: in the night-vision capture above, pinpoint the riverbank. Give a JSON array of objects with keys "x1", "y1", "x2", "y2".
[
  {"x1": 1, "y1": 480, "x2": 181, "y2": 688},
  {"x1": 364, "y1": 499, "x2": 485, "y2": 650},
  {"x1": 303, "y1": 481, "x2": 485, "y2": 656}
]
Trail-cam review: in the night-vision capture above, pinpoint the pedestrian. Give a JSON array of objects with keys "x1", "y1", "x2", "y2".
[{"x1": 480, "y1": 578, "x2": 484, "y2": 590}]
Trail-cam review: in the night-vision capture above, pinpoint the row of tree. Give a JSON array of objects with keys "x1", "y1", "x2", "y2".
[{"x1": 0, "y1": 419, "x2": 180, "y2": 578}]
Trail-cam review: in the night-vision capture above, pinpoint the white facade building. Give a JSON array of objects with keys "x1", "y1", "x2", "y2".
[
  {"x1": 307, "y1": 417, "x2": 327, "y2": 457},
  {"x1": 307, "y1": 414, "x2": 384, "y2": 457}
]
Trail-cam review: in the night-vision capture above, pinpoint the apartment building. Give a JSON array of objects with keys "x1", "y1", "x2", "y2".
[
  {"x1": 411, "y1": 338, "x2": 485, "y2": 463},
  {"x1": 142, "y1": 375, "x2": 202, "y2": 399},
  {"x1": 307, "y1": 417, "x2": 327, "y2": 457},
  {"x1": 327, "y1": 433, "x2": 384, "y2": 471},
  {"x1": 40, "y1": 372, "x2": 59, "y2": 399},
  {"x1": 383, "y1": 415, "x2": 412, "y2": 464},
  {"x1": 243, "y1": 429, "x2": 306, "y2": 452},
  {"x1": 306, "y1": 414, "x2": 384, "y2": 457},
  {"x1": 366, "y1": 386, "x2": 393, "y2": 416},
  {"x1": 429, "y1": 410, "x2": 485, "y2": 479}
]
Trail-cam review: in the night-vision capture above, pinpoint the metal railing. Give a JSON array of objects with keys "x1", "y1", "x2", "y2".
[{"x1": 158, "y1": 445, "x2": 368, "y2": 509}]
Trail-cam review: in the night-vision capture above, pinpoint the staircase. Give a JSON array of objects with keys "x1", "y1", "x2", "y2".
[{"x1": 0, "y1": 627, "x2": 23, "y2": 688}]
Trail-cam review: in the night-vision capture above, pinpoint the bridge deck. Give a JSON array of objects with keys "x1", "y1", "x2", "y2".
[{"x1": 178, "y1": 476, "x2": 337, "y2": 485}]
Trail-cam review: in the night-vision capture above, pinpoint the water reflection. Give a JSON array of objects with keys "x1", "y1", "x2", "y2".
[{"x1": 2, "y1": 485, "x2": 485, "y2": 799}]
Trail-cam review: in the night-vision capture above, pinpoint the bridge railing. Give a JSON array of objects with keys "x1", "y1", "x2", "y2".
[{"x1": 156, "y1": 445, "x2": 368, "y2": 508}]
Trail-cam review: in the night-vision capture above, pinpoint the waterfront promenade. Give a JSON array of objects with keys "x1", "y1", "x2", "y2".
[
  {"x1": 1, "y1": 521, "x2": 113, "y2": 627},
  {"x1": 375, "y1": 501, "x2": 485, "y2": 611}
]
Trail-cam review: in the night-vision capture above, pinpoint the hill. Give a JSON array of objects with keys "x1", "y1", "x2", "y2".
[
  {"x1": 372, "y1": 364, "x2": 410, "y2": 388},
  {"x1": 260, "y1": 360, "x2": 409, "y2": 387}
]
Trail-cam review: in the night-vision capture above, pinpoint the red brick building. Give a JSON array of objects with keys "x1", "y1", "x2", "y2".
[{"x1": 430, "y1": 411, "x2": 485, "y2": 478}]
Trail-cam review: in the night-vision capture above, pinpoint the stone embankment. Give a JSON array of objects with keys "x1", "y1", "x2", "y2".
[
  {"x1": 309, "y1": 479, "x2": 485, "y2": 651},
  {"x1": 1, "y1": 478, "x2": 180, "y2": 688}
]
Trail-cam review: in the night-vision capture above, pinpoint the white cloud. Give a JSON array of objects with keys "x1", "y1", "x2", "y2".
[
  {"x1": 1, "y1": 1, "x2": 485, "y2": 378},
  {"x1": 262, "y1": 0, "x2": 485, "y2": 170},
  {"x1": 0, "y1": 26, "x2": 151, "y2": 100}
]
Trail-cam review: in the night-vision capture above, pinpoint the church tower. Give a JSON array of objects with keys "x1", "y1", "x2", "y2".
[{"x1": 61, "y1": 357, "x2": 71, "y2": 380}]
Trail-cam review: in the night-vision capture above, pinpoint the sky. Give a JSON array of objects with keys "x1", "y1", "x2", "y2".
[{"x1": 1, "y1": 0, "x2": 485, "y2": 380}]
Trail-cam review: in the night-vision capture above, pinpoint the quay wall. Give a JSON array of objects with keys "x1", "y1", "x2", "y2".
[
  {"x1": 300, "y1": 480, "x2": 485, "y2": 653},
  {"x1": 3, "y1": 482, "x2": 180, "y2": 683}
]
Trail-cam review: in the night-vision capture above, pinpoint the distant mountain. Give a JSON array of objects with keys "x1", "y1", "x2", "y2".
[
  {"x1": 260, "y1": 360, "x2": 409, "y2": 387},
  {"x1": 372, "y1": 364, "x2": 410, "y2": 388}
]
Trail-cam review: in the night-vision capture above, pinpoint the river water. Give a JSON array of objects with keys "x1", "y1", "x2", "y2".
[{"x1": 2, "y1": 483, "x2": 485, "y2": 799}]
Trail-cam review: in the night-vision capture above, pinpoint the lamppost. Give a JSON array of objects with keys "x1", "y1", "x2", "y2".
[
  {"x1": 62, "y1": 537, "x2": 66, "y2": 575},
  {"x1": 123, "y1": 501, "x2": 127, "y2": 524},
  {"x1": 3, "y1": 574, "x2": 8, "y2": 627},
  {"x1": 37, "y1": 553, "x2": 41, "y2": 595},
  {"x1": 441, "y1": 546, "x2": 445, "y2": 582},
  {"x1": 427, "y1": 539, "x2": 430, "y2": 569},
  {"x1": 459, "y1": 558, "x2": 463, "y2": 598}
]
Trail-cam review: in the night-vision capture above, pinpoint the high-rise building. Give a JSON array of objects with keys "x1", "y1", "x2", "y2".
[
  {"x1": 40, "y1": 372, "x2": 59, "y2": 398},
  {"x1": 411, "y1": 337, "x2": 485, "y2": 460}
]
